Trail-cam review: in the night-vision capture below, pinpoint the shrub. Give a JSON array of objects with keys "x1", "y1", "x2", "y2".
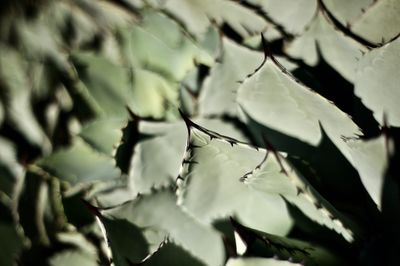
[{"x1": 0, "y1": 0, "x2": 399, "y2": 265}]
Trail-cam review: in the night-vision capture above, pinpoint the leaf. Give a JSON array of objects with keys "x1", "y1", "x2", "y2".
[
  {"x1": 100, "y1": 190, "x2": 225, "y2": 266},
  {"x1": 130, "y1": 241, "x2": 205, "y2": 266},
  {"x1": 236, "y1": 54, "x2": 361, "y2": 162},
  {"x1": 121, "y1": 11, "x2": 214, "y2": 81},
  {"x1": 48, "y1": 251, "x2": 97, "y2": 266},
  {"x1": 246, "y1": 0, "x2": 317, "y2": 35},
  {"x1": 321, "y1": 0, "x2": 374, "y2": 26},
  {"x1": 128, "y1": 118, "x2": 247, "y2": 195},
  {"x1": 37, "y1": 138, "x2": 121, "y2": 184},
  {"x1": 354, "y1": 37, "x2": 400, "y2": 127},
  {"x1": 0, "y1": 45, "x2": 51, "y2": 151},
  {"x1": 129, "y1": 68, "x2": 179, "y2": 119},
  {"x1": 347, "y1": 136, "x2": 387, "y2": 210},
  {"x1": 199, "y1": 38, "x2": 264, "y2": 117},
  {"x1": 99, "y1": 217, "x2": 149, "y2": 266},
  {"x1": 177, "y1": 122, "x2": 292, "y2": 236},
  {"x1": 79, "y1": 118, "x2": 126, "y2": 156},
  {"x1": 226, "y1": 258, "x2": 302, "y2": 266},
  {"x1": 199, "y1": 38, "x2": 298, "y2": 117},
  {"x1": 72, "y1": 53, "x2": 134, "y2": 118},
  {"x1": 145, "y1": 0, "x2": 268, "y2": 39},
  {"x1": 178, "y1": 121, "x2": 355, "y2": 242},
  {"x1": 231, "y1": 219, "x2": 349, "y2": 265},
  {"x1": 286, "y1": 13, "x2": 367, "y2": 82},
  {"x1": 350, "y1": 0, "x2": 400, "y2": 45}
]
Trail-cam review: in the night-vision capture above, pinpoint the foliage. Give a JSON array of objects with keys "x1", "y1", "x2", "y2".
[{"x1": 0, "y1": 0, "x2": 399, "y2": 265}]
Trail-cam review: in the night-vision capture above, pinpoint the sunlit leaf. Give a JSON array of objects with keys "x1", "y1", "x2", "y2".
[
  {"x1": 350, "y1": 0, "x2": 400, "y2": 45},
  {"x1": 226, "y1": 258, "x2": 302, "y2": 266},
  {"x1": 145, "y1": 0, "x2": 268, "y2": 39},
  {"x1": 178, "y1": 122, "x2": 355, "y2": 242},
  {"x1": 247, "y1": 0, "x2": 317, "y2": 35},
  {"x1": 354, "y1": 37, "x2": 400, "y2": 127},
  {"x1": 37, "y1": 139, "x2": 120, "y2": 184},
  {"x1": 237, "y1": 54, "x2": 362, "y2": 162},
  {"x1": 347, "y1": 136, "x2": 387, "y2": 210},
  {"x1": 100, "y1": 190, "x2": 225, "y2": 266},
  {"x1": 286, "y1": 13, "x2": 367, "y2": 81}
]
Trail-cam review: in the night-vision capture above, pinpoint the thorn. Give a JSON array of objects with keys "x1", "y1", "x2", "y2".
[
  {"x1": 314, "y1": 201, "x2": 323, "y2": 210},
  {"x1": 182, "y1": 159, "x2": 198, "y2": 165},
  {"x1": 296, "y1": 187, "x2": 304, "y2": 196},
  {"x1": 260, "y1": 33, "x2": 272, "y2": 59}
]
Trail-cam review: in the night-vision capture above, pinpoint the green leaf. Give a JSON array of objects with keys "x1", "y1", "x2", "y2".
[
  {"x1": 350, "y1": 0, "x2": 400, "y2": 45},
  {"x1": 129, "y1": 68, "x2": 179, "y2": 119},
  {"x1": 132, "y1": 241, "x2": 205, "y2": 266},
  {"x1": 79, "y1": 118, "x2": 126, "y2": 156},
  {"x1": 347, "y1": 136, "x2": 387, "y2": 210},
  {"x1": 177, "y1": 123, "x2": 292, "y2": 236},
  {"x1": 247, "y1": 0, "x2": 317, "y2": 35},
  {"x1": 199, "y1": 38, "x2": 264, "y2": 117},
  {"x1": 100, "y1": 190, "x2": 225, "y2": 266},
  {"x1": 231, "y1": 219, "x2": 348, "y2": 265},
  {"x1": 145, "y1": 0, "x2": 268, "y2": 39},
  {"x1": 37, "y1": 139, "x2": 120, "y2": 184},
  {"x1": 72, "y1": 53, "x2": 134, "y2": 118},
  {"x1": 48, "y1": 251, "x2": 97, "y2": 266},
  {"x1": 286, "y1": 13, "x2": 367, "y2": 82},
  {"x1": 99, "y1": 217, "x2": 149, "y2": 266},
  {"x1": 0, "y1": 45, "x2": 51, "y2": 151},
  {"x1": 122, "y1": 11, "x2": 214, "y2": 81},
  {"x1": 226, "y1": 258, "x2": 301, "y2": 266},
  {"x1": 354, "y1": 37, "x2": 400, "y2": 127},
  {"x1": 321, "y1": 0, "x2": 374, "y2": 26},
  {"x1": 178, "y1": 122, "x2": 355, "y2": 242},
  {"x1": 128, "y1": 118, "x2": 247, "y2": 195},
  {"x1": 237, "y1": 55, "x2": 361, "y2": 162}
]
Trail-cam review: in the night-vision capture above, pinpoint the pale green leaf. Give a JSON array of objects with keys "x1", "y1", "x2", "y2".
[
  {"x1": 347, "y1": 136, "x2": 387, "y2": 210},
  {"x1": 247, "y1": 0, "x2": 317, "y2": 35},
  {"x1": 286, "y1": 13, "x2": 367, "y2": 82},
  {"x1": 37, "y1": 139, "x2": 120, "y2": 184},
  {"x1": 199, "y1": 38, "x2": 264, "y2": 117},
  {"x1": 226, "y1": 258, "x2": 301, "y2": 266},
  {"x1": 79, "y1": 118, "x2": 126, "y2": 156},
  {"x1": 354, "y1": 37, "x2": 400, "y2": 127},
  {"x1": 177, "y1": 126, "x2": 292, "y2": 236},
  {"x1": 321, "y1": 0, "x2": 374, "y2": 25},
  {"x1": 122, "y1": 11, "x2": 213, "y2": 81},
  {"x1": 101, "y1": 190, "x2": 225, "y2": 266},
  {"x1": 72, "y1": 53, "x2": 134, "y2": 118},
  {"x1": 237, "y1": 56, "x2": 361, "y2": 162},
  {"x1": 135, "y1": 242, "x2": 205, "y2": 266},
  {"x1": 128, "y1": 118, "x2": 247, "y2": 195},
  {"x1": 0, "y1": 46, "x2": 51, "y2": 151},
  {"x1": 350, "y1": 0, "x2": 400, "y2": 45},
  {"x1": 231, "y1": 219, "x2": 348, "y2": 265},
  {"x1": 178, "y1": 124, "x2": 355, "y2": 242},
  {"x1": 146, "y1": 0, "x2": 268, "y2": 39},
  {"x1": 49, "y1": 251, "x2": 97, "y2": 266},
  {"x1": 130, "y1": 68, "x2": 179, "y2": 119},
  {"x1": 98, "y1": 217, "x2": 149, "y2": 266}
]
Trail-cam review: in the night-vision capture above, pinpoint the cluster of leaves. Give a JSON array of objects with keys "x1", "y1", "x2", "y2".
[{"x1": 0, "y1": 0, "x2": 399, "y2": 265}]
